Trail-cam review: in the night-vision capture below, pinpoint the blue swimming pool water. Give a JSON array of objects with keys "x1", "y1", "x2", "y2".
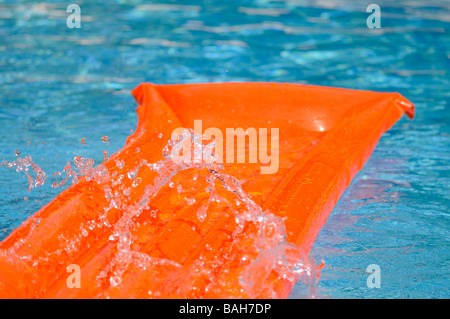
[{"x1": 0, "y1": 0, "x2": 449, "y2": 298}]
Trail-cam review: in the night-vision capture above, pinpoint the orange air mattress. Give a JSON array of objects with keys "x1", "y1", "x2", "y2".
[{"x1": 0, "y1": 82, "x2": 414, "y2": 298}]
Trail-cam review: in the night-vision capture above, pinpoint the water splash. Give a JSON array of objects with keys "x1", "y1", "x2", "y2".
[
  {"x1": 95, "y1": 129, "x2": 322, "y2": 297},
  {"x1": 51, "y1": 156, "x2": 109, "y2": 189},
  {"x1": 0, "y1": 130, "x2": 323, "y2": 298},
  {"x1": 0, "y1": 155, "x2": 47, "y2": 191}
]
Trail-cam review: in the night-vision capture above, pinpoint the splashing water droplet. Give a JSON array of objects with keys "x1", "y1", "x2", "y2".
[
  {"x1": 110, "y1": 276, "x2": 121, "y2": 287},
  {"x1": 115, "y1": 159, "x2": 125, "y2": 169},
  {"x1": 127, "y1": 169, "x2": 137, "y2": 180},
  {"x1": 2, "y1": 128, "x2": 322, "y2": 298},
  {"x1": 132, "y1": 177, "x2": 141, "y2": 188},
  {"x1": 1, "y1": 155, "x2": 47, "y2": 191},
  {"x1": 197, "y1": 205, "x2": 207, "y2": 222}
]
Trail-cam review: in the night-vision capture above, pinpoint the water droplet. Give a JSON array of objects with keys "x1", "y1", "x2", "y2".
[
  {"x1": 110, "y1": 276, "x2": 121, "y2": 287},
  {"x1": 197, "y1": 205, "x2": 207, "y2": 222},
  {"x1": 127, "y1": 169, "x2": 137, "y2": 180},
  {"x1": 132, "y1": 177, "x2": 141, "y2": 187},
  {"x1": 115, "y1": 159, "x2": 125, "y2": 169}
]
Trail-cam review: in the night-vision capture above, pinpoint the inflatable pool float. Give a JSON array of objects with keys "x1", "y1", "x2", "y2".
[{"x1": 0, "y1": 82, "x2": 414, "y2": 298}]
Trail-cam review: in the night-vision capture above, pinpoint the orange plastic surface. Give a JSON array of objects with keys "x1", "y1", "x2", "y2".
[{"x1": 0, "y1": 82, "x2": 414, "y2": 298}]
